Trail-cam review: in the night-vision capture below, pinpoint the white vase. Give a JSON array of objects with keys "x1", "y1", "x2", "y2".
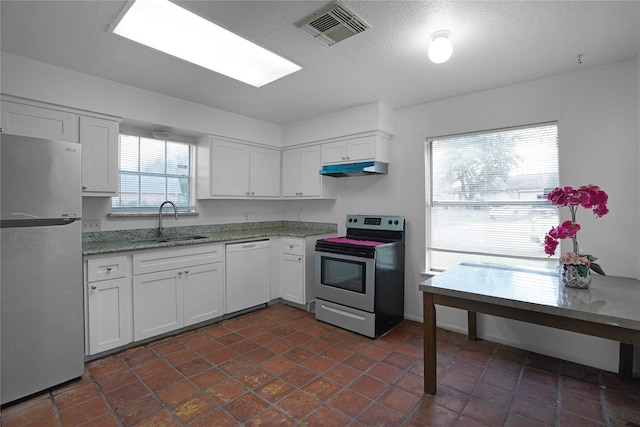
[{"x1": 561, "y1": 264, "x2": 591, "y2": 289}]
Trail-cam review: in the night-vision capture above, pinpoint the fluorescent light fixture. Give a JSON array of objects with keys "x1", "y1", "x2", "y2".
[{"x1": 112, "y1": 0, "x2": 302, "y2": 87}]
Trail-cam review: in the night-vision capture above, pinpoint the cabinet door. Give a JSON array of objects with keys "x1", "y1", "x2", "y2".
[
  {"x1": 346, "y1": 136, "x2": 375, "y2": 161},
  {"x1": 210, "y1": 139, "x2": 250, "y2": 196},
  {"x1": 133, "y1": 270, "x2": 183, "y2": 341},
  {"x1": 80, "y1": 116, "x2": 119, "y2": 195},
  {"x1": 1, "y1": 101, "x2": 79, "y2": 142},
  {"x1": 281, "y1": 149, "x2": 299, "y2": 197},
  {"x1": 250, "y1": 146, "x2": 281, "y2": 197},
  {"x1": 321, "y1": 141, "x2": 347, "y2": 164},
  {"x1": 183, "y1": 263, "x2": 225, "y2": 327},
  {"x1": 87, "y1": 277, "x2": 132, "y2": 354},
  {"x1": 280, "y1": 253, "x2": 304, "y2": 304},
  {"x1": 298, "y1": 145, "x2": 321, "y2": 197}
]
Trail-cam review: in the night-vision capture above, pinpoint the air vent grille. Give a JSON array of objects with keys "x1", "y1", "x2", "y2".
[{"x1": 296, "y1": 1, "x2": 371, "y2": 47}]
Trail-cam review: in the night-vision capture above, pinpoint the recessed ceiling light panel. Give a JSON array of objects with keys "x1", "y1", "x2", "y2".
[{"x1": 112, "y1": 0, "x2": 302, "y2": 87}]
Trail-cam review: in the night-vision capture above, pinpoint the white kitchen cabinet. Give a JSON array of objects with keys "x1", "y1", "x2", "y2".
[
  {"x1": 85, "y1": 255, "x2": 132, "y2": 355},
  {"x1": 183, "y1": 262, "x2": 225, "y2": 326},
  {"x1": 132, "y1": 244, "x2": 225, "y2": 341},
  {"x1": 198, "y1": 137, "x2": 280, "y2": 198},
  {"x1": 1, "y1": 100, "x2": 79, "y2": 142},
  {"x1": 282, "y1": 145, "x2": 335, "y2": 199},
  {"x1": 278, "y1": 235, "x2": 335, "y2": 310},
  {"x1": 321, "y1": 135, "x2": 390, "y2": 165},
  {"x1": 80, "y1": 116, "x2": 119, "y2": 196}
]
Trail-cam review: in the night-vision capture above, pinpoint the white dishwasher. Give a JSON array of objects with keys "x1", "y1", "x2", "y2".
[{"x1": 225, "y1": 240, "x2": 271, "y2": 314}]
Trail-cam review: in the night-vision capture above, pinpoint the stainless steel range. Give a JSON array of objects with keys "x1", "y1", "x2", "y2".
[{"x1": 314, "y1": 214, "x2": 405, "y2": 338}]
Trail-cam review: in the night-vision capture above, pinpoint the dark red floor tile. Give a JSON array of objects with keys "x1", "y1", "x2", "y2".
[
  {"x1": 246, "y1": 407, "x2": 296, "y2": 426},
  {"x1": 516, "y1": 378, "x2": 558, "y2": 405},
  {"x1": 120, "y1": 345, "x2": 157, "y2": 366},
  {"x1": 206, "y1": 378, "x2": 248, "y2": 404},
  {"x1": 0, "y1": 396, "x2": 55, "y2": 427},
  {"x1": 219, "y1": 357, "x2": 253, "y2": 376},
  {"x1": 304, "y1": 338, "x2": 333, "y2": 353},
  {"x1": 357, "y1": 402, "x2": 406, "y2": 426},
  {"x1": 462, "y1": 396, "x2": 508, "y2": 426},
  {"x1": 439, "y1": 369, "x2": 477, "y2": 394},
  {"x1": 561, "y1": 375, "x2": 602, "y2": 401},
  {"x1": 58, "y1": 395, "x2": 110, "y2": 425},
  {"x1": 239, "y1": 367, "x2": 274, "y2": 389},
  {"x1": 349, "y1": 374, "x2": 387, "y2": 400},
  {"x1": 156, "y1": 380, "x2": 198, "y2": 406},
  {"x1": 151, "y1": 338, "x2": 186, "y2": 356},
  {"x1": 481, "y1": 368, "x2": 519, "y2": 391},
  {"x1": 328, "y1": 388, "x2": 371, "y2": 418},
  {"x1": 142, "y1": 368, "x2": 183, "y2": 392},
  {"x1": 260, "y1": 355, "x2": 297, "y2": 375},
  {"x1": 256, "y1": 378, "x2": 295, "y2": 403},
  {"x1": 383, "y1": 351, "x2": 416, "y2": 370},
  {"x1": 324, "y1": 363, "x2": 361, "y2": 386},
  {"x1": 190, "y1": 367, "x2": 228, "y2": 390},
  {"x1": 511, "y1": 394, "x2": 557, "y2": 425},
  {"x1": 304, "y1": 404, "x2": 352, "y2": 427},
  {"x1": 395, "y1": 372, "x2": 425, "y2": 396},
  {"x1": 115, "y1": 395, "x2": 163, "y2": 426},
  {"x1": 105, "y1": 381, "x2": 149, "y2": 410},
  {"x1": 216, "y1": 332, "x2": 245, "y2": 346},
  {"x1": 190, "y1": 408, "x2": 240, "y2": 427},
  {"x1": 379, "y1": 386, "x2": 422, "y2": 413},
  {"x1": 162, "y1": 347, "x2": 199, "y2": 366},
  {"x1": 172, "y1": 393, "x2": 216, "y2": 424},
  {"x1": 561, "y1": 392, "x2": 604, "y2": 421},
  {"x1": 277, "y1": 389, "x2": 322, "y2": 419},
  {"x1": 368, "y1": 361, "x2": 403, "y2": 384},
  {"x1": 133, "y1": 409, "x2": 182, "y2": 426},
  {"x1": 132, "y1": 358, "x2": 171, "y2": 378},
  {"x1": 245, "y1": 347, "x2": 277, "y2": 363},
  {"x1": 322, "y1": 345, "x2": 355, "y2": 362},
  {"x1": 302, "y1": 378, "x2": 342, "y2": 401},
  {"x1": 53, "y1": 381, "x2": 102, "y2": 410},
  {"x1": 558, "y1": 409, "x2": 606, "y2": 427},
  {"x1": 424, "y1": 384, "x2": 468, "y2": 413},
  {"x1": 449, "y1": 359, "x2": 484, "y2": 380},
  {"x1": 229, "y1": 338, "x2": 260, "y2": 354},
  {"x1": 301, "y1": 354, "x2": 337, "y2": 373},
  {"x1": 281, "y1": 365, "x2": 317, "y2": 388},
  {"x1": 471, "y1": 381, "x2": 514, "y2": 410},
  {"x1": 411, "y1": 399, "x2": 459, "y2": 427},
  {"x1": 343, "y1": 353, "x2": 377, "y2": 372}
]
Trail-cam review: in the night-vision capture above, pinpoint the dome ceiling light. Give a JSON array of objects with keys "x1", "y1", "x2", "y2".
[{"x1": 428, "y1": 30, "x2": 453, "y2": 64}]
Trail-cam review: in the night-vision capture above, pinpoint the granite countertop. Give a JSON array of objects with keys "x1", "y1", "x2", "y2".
[{"x1": 83, "y1": 221, "x2": 337, "y2": 256}]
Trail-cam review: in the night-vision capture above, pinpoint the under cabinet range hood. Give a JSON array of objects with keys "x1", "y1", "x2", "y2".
[{"x1": 319, "y1": 161, "x2": 388, "y2": 177}]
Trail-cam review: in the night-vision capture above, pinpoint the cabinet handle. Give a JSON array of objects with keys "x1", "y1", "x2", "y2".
[
  {"x1": 185, "y1": 270, "x2": 189, "y2": 274},
  {"x1": 82, "y1": 186, "x2": 88, "y2": 190},
  {"x1": 346, "y1": 156, "x2": 350, "y2": 160},
  {"x1": 178, "y1": 271, "x2": 183, "y2": 275},
  {"x1": 251, "y1": 192, "x2": 255, "y2": 196},
  {"x1": 341, "y1": 156, "x2": 346, "y2": 160},
  {"x1": 106, "y1": 267, "x2": 112, "y2": 272},
  {"x1": 298, "y1": 257, "x2": 302, "y2": 262},
  {"x1": 246, "y1": 191, "x2": 250, "y2": 196},
  {"x1": 91, "y1": 285, "x2": 97, "y2": 290},
  {"x1": 289, "y1": 245, "x2": 294, "y2": 250}
]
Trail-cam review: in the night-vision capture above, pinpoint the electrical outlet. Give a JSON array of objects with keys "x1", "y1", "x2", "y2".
[
  {"x1": 245, "y1": 212, "x2": 249, "y2": 221},
  {"x1": 83, "y1": 219, "x2": 101, "y2": 231}
]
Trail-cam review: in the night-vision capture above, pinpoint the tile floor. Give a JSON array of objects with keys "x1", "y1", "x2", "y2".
[{"x1": 2, "y1": 303, "x2": 639, "y2": 427}]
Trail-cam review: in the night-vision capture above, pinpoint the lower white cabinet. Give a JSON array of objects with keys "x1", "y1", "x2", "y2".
[
  {"x1": 132, "y1": 244, "x2": 225, "y2": 341},
  {"x1": 278, "y1": 235, "x2": 335, "y2": 309},
  {"x1": 85, "y1": 255, "x2": 132, "y2": 355}
]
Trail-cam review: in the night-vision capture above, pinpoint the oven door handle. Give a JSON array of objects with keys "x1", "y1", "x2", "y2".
[{"x1": 320, "y1": 304, "x2": 366, "y2": 321}]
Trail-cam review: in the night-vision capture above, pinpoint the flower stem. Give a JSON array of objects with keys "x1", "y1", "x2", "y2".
[{"x1": 570, "y1": 206, "x2": 579, "y2": 253}]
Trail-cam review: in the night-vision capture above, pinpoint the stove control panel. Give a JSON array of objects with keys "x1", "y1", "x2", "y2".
[{"x1": 346, "y1": 214, "x2": 404, "y2": 231}]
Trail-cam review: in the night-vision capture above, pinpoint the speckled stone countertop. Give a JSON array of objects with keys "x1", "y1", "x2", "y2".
[{"x1": 83, "y1": 221, "x2": 338, "y2": 256}]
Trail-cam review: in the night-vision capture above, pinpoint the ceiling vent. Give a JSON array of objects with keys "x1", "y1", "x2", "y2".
[{"x1": 296, "y1": 1, "x2": 371, "y2": 47}]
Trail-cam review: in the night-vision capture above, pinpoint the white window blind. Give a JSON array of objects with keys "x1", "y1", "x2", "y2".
[
  {"x1": 426, "y1": 122, "x2": 559, "y2": 272},
  {"x1": 112, "y1": 134, "x2": 195, "y2": 212}
]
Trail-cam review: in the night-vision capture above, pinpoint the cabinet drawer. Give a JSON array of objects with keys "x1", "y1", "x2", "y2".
[
  {"x1": 281, "y1": 237, "x2": 304, "y2": 256},
  {"x1": 87, "y1": 256, "x2": 128, "y2": 282},
  {"x1": 133, "y1": 244, "x2": 223, "y2": 275}
]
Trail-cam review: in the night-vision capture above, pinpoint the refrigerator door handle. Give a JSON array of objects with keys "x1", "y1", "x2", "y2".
[{"x1": 0, "y1": 217, "x2": 80, "y2": 228}]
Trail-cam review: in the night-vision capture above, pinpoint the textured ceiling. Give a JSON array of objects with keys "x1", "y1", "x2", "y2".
[{"x1": 1, "y1": 1, "x2": 639, "y2": 125}]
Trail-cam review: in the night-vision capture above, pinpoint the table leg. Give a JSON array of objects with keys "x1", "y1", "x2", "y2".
[
  {"x1": 468, "y1": 311, "x2": 478, "y2": 341},
  {"x1": 619, "y1": 343, "x2": 634, "y2": 379},
  {"x1": 423, "y1": 292, "x2": 437, "y2": 394}
]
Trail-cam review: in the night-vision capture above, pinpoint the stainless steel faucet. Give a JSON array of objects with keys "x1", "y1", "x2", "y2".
[{"x1": 158, "y1": 201, "x2": 178, "y2": 237}]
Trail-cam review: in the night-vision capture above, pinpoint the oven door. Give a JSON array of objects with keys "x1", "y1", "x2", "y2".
[{"x1": 314, "y1": 251, "x2": 375, "y2": 312}]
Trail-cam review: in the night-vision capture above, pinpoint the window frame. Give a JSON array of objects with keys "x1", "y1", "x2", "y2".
[
  {"x1": 111, "y1": 132, "x2": 196, "y2": 214},
  {"x1": 425, "y1": 122, "x2": 559, "y2": 273}
]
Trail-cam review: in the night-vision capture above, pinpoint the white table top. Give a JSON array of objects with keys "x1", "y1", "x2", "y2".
[{"x1": 419, "y1": 263, "x2": 640, "y2": 331}]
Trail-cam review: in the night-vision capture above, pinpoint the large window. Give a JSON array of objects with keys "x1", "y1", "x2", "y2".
[
  {"x1": 112, "y1": 134, "x2": 194, "y2": 212},
  {"x1": 426, "y1": 122, "x2": 559, "y2": 272}
]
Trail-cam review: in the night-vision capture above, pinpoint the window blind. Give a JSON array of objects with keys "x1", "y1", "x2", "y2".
[
  {"x1": 426, "y1": 122, "x2": 559, "y2": 271},
  {"x1": 112, "y1": 134, "x2": 195, "y2": 212}
]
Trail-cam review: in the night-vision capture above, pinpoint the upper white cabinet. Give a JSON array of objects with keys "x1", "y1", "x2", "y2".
[
  {"x1": 282, "y1": 145, "x2": 335, "y2": 199},
  {"x1": 198, "y1": 138, "x2": 280, "y2": 199},
  {"x1": 80, "y1": 116, "x2": 119, "y2": 196},
  {"x1": 1, "y1": 100, "x2": 79, "y2": 142},
  {"x1": 1, "y1": 98, "x2": 120, "y2": 197},
  {"x1": 321, "y1": 135, "x2": 389, "y2": 165}
]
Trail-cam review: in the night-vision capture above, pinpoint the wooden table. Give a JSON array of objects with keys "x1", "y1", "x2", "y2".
[{"x1": 419, "y1": 263, "x2": 640, "y2": 395}]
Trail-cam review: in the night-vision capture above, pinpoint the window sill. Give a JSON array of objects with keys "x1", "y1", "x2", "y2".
[{"x1": 107, "y1": 211, "x2": 199, "y2": 218}]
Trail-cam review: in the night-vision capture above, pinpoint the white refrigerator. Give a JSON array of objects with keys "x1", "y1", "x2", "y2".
[{"x1": 1, "y1": 133, "x2": 84, "y2": 404}]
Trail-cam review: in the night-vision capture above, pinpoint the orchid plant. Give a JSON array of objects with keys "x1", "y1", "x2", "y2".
[{"x1": 543, "y1": 185, "x2": 608, "y2": 277}]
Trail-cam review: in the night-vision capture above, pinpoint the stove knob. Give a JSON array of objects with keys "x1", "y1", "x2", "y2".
[
  {"x1": 394, "y1": 220, "x2": 399, "y2": 225},
  {"x1": 348, "y1": 218, "x2": 353, "y2": 223},
  {"x1": 388, "y1": 220, "x2": 393, "y2": 225},
  {"x1": 353, "y1": 218, "x2": 358, "y2": 223}
]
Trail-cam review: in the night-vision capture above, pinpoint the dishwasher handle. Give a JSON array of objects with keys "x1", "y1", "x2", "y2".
[{"x1": 226, "y1": 240, "x2": 270, "y2": 252}]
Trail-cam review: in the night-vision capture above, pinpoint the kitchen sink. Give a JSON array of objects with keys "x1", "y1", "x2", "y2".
[{"x1": 130, "y1": 235, "x2": 209, "y2": 244}]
